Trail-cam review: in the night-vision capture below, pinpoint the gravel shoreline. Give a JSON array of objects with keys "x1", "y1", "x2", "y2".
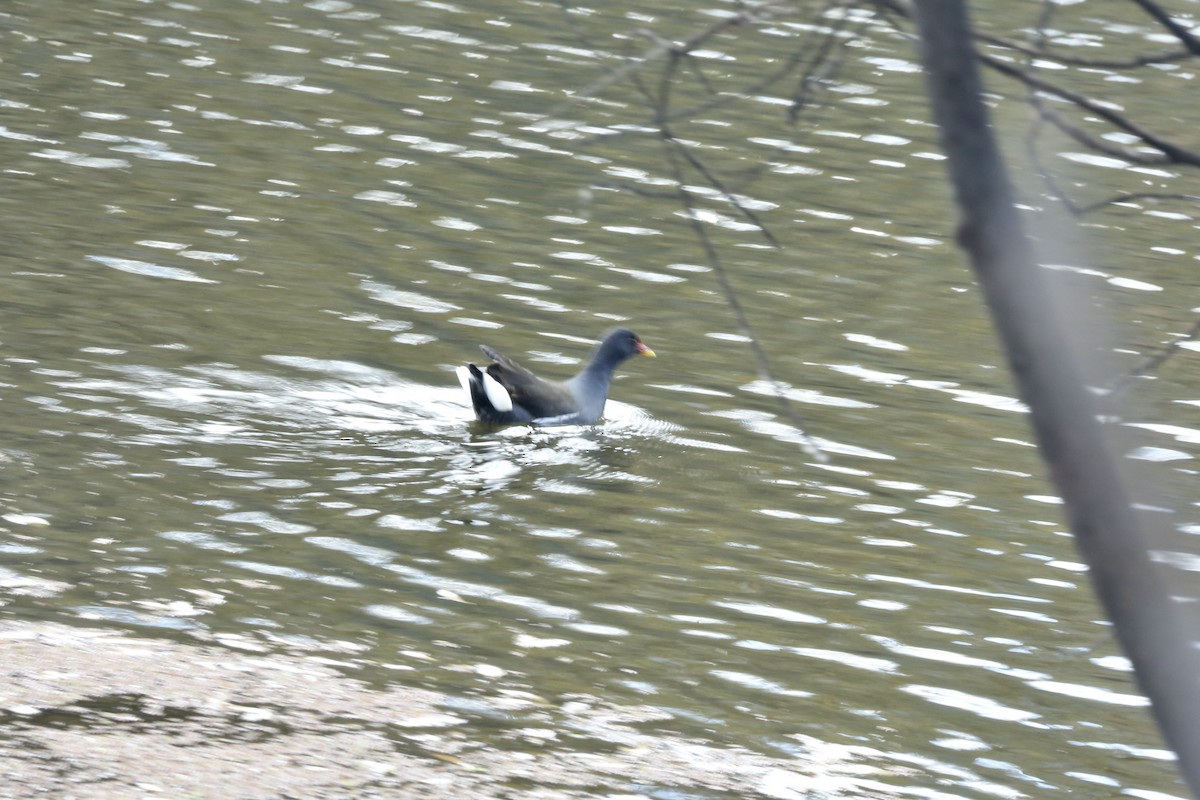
[{"x1": 0, "y1": 622, "x2": 868, "y2": 799}]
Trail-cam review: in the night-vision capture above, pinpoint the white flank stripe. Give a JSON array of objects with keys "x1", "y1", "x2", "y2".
[{"x1": 481, "y1": 372, "x2": 513, "y2": 411}]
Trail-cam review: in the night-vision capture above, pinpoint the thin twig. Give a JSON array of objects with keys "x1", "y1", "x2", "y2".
[
  {"x1": 1109, "y1": 315, "x2": 1200, "y2": 396},
  {"x1": 790, "y1": 0, "x2": 857, "y2": 119},
  {"x1": 571, "y1": 9, "x2": 835, "y2": 148},
  {"x1": 1022, "y1": 112, "x2": 1085, "y2": 214},
  {"x1": 530, "y1": 2, "x2": 796, "y2": 129},
  {"x1": 638, "y1": 42, "x2": 826, "y2": 462},
  {"x1": 668, "y1": 144, "x2": 828, "y2": 462},
  {"x1": 1073, "y1": 192, "x2": 1200, "y2": 214}
]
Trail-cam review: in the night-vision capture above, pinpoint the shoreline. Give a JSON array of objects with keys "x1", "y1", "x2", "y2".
[{"x1": 0, "y1": 621, "x2": 847, "y2": 799}]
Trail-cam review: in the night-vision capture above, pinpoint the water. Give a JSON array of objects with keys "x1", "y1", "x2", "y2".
[{"x1": 3, "y1": 0, "x2": 1199, "y2": 796}]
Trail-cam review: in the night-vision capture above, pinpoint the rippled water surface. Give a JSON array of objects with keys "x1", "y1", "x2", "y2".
[{"x1": 4, "y1": 0, "x2": 1200, "y2": 796}]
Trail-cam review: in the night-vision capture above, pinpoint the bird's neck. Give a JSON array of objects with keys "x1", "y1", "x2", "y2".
[
  {"x1": 573, "y1": 361, "x2": 614, "y2": 392},
  {"x1": 577, "y1": 347, "x2": 621, "y2": 384},
  {"x1": 567, "y1": 357, "x2": 617, "y2": 415}
]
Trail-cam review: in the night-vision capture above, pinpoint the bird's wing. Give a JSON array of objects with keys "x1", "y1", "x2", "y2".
[{"x1": 481, "y1": 345, "x2": 579, "y2": 419}]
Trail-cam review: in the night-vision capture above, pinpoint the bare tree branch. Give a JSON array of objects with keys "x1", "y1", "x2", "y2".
[
  {"x1": 976, "y1": 30, "x2": 1191, "y2": 69},
  {"x1": 979, "y1": 53, "x2": 1200, "y2": 167},
  {"x1": 1130, "y1": 0, "x2": 1200, "y2": 55},
  {"x1": 1028, "y1": 96, "x2": 1169, "y2": 165},
  {"x1": 874, "y1": 0, "x2": 1200, "y2": 167}
]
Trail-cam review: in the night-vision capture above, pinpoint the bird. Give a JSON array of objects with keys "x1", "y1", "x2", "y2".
[{"x1": 457, "y1": 327, "x2": 655, "y2": 425}]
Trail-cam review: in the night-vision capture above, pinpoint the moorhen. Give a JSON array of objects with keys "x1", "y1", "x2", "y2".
[{"x1": 457, "y1": 327, "x2": 655, "y2": 425}]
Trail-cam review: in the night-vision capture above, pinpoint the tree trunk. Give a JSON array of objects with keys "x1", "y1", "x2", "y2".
[{"x1": 911, "y1": 0, "x2": 1200, "y2": 793}]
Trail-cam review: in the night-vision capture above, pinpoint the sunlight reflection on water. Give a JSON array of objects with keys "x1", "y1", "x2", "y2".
[{"x1": 1, "y1": 0, "x2": 1196, "y2": 796}]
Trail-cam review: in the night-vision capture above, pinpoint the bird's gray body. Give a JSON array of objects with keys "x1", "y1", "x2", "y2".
[{"x1": 457, "y1": 328, "x2": 654, "y2": 426}]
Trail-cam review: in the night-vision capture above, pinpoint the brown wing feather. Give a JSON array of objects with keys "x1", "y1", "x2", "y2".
[{"x1": 481, "y1": 345, "x2": 579, "y2": 419}]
